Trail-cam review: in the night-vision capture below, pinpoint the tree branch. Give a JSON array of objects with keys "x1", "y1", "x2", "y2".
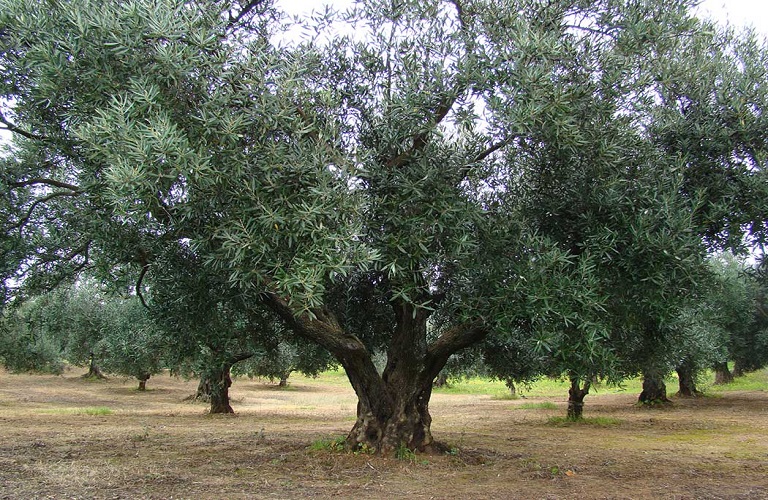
[
  {"x1": 9, "y1": 177, "x2": 82, "y2": 192},
  {"x1": 10, "y1": 191, "x2": 80, "y2": 232},
  {"x1": 0, "y1": 111, "x2": 45, "y2": 141},
  {"x1": 136, "y1": 264, "x2": 150, "y2": 310},
  {"x1": 227, "y1": 0, "x2": 268, "y2": 27},
  {"x1": 423, "y1": 320, "x2": 487, "y2": 381}
]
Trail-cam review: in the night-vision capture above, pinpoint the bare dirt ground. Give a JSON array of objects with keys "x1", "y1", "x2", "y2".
[{"x1": 0, "y1": 368, "x2": 766, "y2": 499}]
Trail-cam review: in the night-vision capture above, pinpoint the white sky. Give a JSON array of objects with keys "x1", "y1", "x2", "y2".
[{"x1": 696, "y1": 0, "x2": 768, "y2": 34}]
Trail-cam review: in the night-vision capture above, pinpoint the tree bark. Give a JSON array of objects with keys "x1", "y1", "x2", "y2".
[
  {"x1": 638, "y1": 372, "x2": 670, "y2": 403},
  {"x1": 732, "y1": 360, "x2": 746, "y2": 378},
  {"x1": 675, "y1": 360, "x2": 700, "y2": 397},
  {"x1": 278, "y1": 371, "x2": 291, "y2": 387},
  {"x1": 136, "y1": 373, "x2": 150, "y2": 391},
  {"x1": 505, "y1": 379, "x2": 516, "y2": 397},
  {"x1": 82, "y1": 353, "x2": 107, "y2": 379},
  {"x1": 713, "y1": 362, "x2": 734, "y2": 385},
  {"x1": 205, "y1": 362, "x2": 235, "y2": 414},
  {"x1": 567, "y1": 376, "x2": 590, "y2": 420},
  {"x1": 264, "y1": 293, "x2": 486, "y2": 454},
  {"x1": 433, "y1": 372, "x2": 448, "y2": 388}
]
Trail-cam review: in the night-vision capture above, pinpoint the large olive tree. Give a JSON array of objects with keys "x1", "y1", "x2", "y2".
[{"x1": 3, "y1": 0, "x2": 767, "y2": 452}]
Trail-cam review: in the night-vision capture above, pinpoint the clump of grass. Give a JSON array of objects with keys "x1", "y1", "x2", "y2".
[
  {"x1": 547, "y1": 416, "x2": 621, "y2": 427},
  {"x1": 515, "y1": 402, "x2": 558, "y2": 410},
  {"x1": 308, "y1": 436, "x2": 346, "y2": 452},
  {"x1": 395, "y1": 443, "x2": 417, "y2": 462}
]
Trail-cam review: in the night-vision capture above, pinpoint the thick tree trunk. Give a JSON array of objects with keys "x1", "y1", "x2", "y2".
[
  {"x1": 278, "y1": 371, "x2": 291, "y2": 387},
  {"x1": 675, "y1": 360, "x2": 700, "y2": 397},
  {"x1": 638, "y1": 373, "x2": 670, "y2": 403},
  {"x1": 732, "y1": 360, "x2": 746, "y2": 378},
  {"x1": 136, "y1": 373, "x2": 150, "y2": 391},
  {"x1": 195, "y1": 375, "x2": 212, "y2": 402},
  {"x1": 207, "y1": 362, "x2": 235, "y2": 414},
  {"x1": 713, "y1": 362, "x2": 734, "y2": 385},
  {"x1": 264, "y1": 293, "x2": 486, "y2": 455},
  {"x1": 82, "y1": 353, "x2": 107, "y2": 379},
  {"x1": 567, "y1": 376, "x2": 590, "y2": 420}
]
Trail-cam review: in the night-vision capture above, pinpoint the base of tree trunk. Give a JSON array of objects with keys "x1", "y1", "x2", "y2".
[
  {"x1": 638, "y1": 375, "x2": 671, "y2": 404},
  {"x1": 567, "y1": 378, "x2": 590, "y2": 420},
  {"x1": 136, "y1": 373, "x2": 151, "y2": 391},
  {"x1": 433, "y1": 372, "x2": 449, "y2": 388},
  {"x1": 676, "y1": 363, "x2": 700, "y2": 398},
  {"x1": 82, "y1": 365, "x2": 107, "y2": 380},
  {"x1": 713, "y1": 362, "x2": 734, "y2": 385}
]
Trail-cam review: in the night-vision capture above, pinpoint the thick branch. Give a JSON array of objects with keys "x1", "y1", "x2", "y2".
[
  {"x1": 11, "y1": 191, "x2": 80, "y2": 232},
  {"x1": 0, "y1": 111, "x2": 45, "y2": 141},
  {"x1": 423, "y1": 321, "x2": 487, "y2": 381},
  {"x1": 9, "y1": 177, "x2": 82, "y2": 192}
]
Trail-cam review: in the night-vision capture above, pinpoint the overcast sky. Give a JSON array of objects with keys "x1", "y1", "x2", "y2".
[{"x1": 697, "y1": 0, "x2": 768, "y2": 33}]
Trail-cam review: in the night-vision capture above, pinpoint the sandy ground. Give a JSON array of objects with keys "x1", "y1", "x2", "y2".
[{"x1": 0, "y1": 368, "x2": 766, "y2": 499}]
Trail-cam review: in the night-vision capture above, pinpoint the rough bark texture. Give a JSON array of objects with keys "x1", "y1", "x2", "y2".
[
  {"x1": 278, "y1": 371, "x2": 291, "y2": 387},
  {"x1": 567, "y1": 377, "x2": 590, "y2": 420},
  {"x1": 732, "y1": 361, "x2": 746, "y2": 378},
  {"x1": 264, "y1": 293, "x2": 486, "y2": 454},
  {"x1": 675, "y1": 361, "x2": 700, "y2": 397},
  {"x1": 137, "y1": 373, "x2": 150, "y2": 391},
  {"x1": 208, "y1": 363, "x2": 235, "y2": 414},
  {"x1": 638, "y1": 373, "x2": 671, "y2": 404},
  {"x1": 714, "y1": 362, "x2": 734, "y2": 385}
]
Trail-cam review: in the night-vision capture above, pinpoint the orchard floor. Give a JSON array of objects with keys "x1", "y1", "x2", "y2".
[{"x1": 0, "y1": 369, "x2": 767, "y2": 500}]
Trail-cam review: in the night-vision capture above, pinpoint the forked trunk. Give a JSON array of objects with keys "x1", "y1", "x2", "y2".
[
  {"x1": 567, "y1": 376, "x2": 590, "y2": 420},
  {"x1": 675, "y1": 360, "x2": 699, "y2": 397},
  {"x1": 638, "y1": 373, "x2": 670, "y2": 403},
  {"x1": 713, "y1": 362, "x2": 734, "y2": 385},
  {"x1": 264, "y1": 294, "x2": 486, "y2": 455}
]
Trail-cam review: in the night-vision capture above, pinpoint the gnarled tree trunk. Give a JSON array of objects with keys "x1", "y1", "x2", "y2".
[
  {"x1": 638, "y1": 372, "x2": 670, "y2": 403},
  {"x1": 567, "y1": 376, "x2": 590, "y2": 420},
  {"x1": 713, "y1": 361, "x2": 734, "y2": 385},
  {"x1": 675, "y1": 360, "x2": 700, "y2": 397},
  {"x1": 136, "y1": 373, "x2": 150, "y2": 391},
  {"x1": 265, "y1": 294, "x2": 486, "y2": 454}
]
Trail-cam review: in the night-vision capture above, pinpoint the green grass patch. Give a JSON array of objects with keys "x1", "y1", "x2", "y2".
[
  {"x1": 308, "y1": 436, "x2": 346, "y2": 452},
  {"x1": 40, "y1": 406, "x2": 113, "y2": 416},
  {"x1": 515, "y1": 402, "x2": 558, "y2": 410},
  {"x1": 707, "y1": 368, "x2": 768, "y2": 392},
  {"x1": 547, "y1": 416, "x2": 621, "y2": 427}
]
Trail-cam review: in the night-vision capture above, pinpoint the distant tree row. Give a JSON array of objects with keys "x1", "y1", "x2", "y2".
[{"x1": 2, "y1": 0, "x2": 768, "y2": 453}]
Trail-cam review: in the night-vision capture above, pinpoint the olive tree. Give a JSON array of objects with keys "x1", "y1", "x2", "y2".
[{"x1": 3, "y1": 0, "x2": 768, "y2": 452}]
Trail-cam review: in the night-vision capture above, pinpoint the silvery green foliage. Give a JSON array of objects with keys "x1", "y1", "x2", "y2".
[{"x1": 0, "y1": 0, "x2": 365, "y2": 312}]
